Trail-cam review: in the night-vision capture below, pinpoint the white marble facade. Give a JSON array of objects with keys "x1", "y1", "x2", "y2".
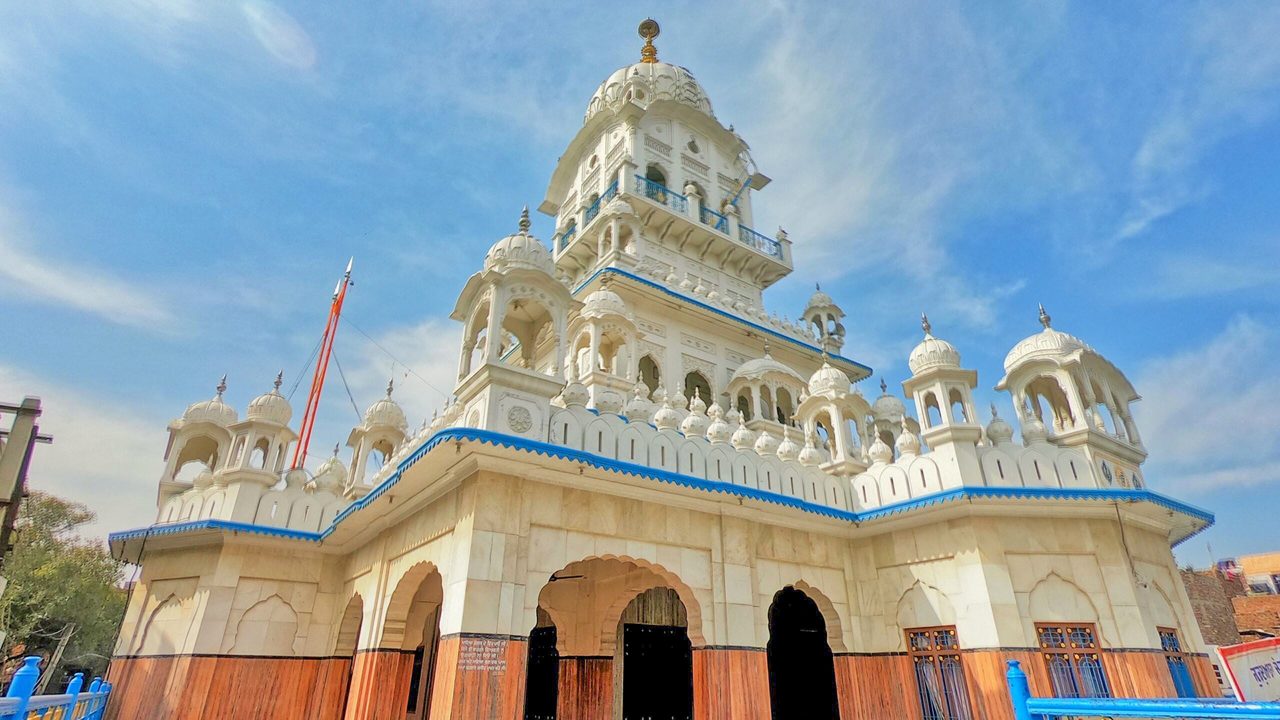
[{"x1": 114, "y1": 26, "x2": 1210, "y2": 667}]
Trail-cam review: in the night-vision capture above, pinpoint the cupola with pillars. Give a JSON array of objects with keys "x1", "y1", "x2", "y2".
[
  {"x1": 538, "y1": 20, "x2": 792, "y2": 306},
  {"x1": 901, "y1": 314, "x2": 982, "y2": 488},
  {"x1": 996, "y1": 304, "x2": 1147, "y2": 483}
]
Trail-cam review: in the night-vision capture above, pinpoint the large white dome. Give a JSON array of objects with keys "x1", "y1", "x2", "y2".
[{"x1": 585, "y1": 61, "x2": 715, "y2": 124}]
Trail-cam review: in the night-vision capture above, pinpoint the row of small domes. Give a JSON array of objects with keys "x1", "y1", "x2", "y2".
[{"x1": 181, "y1": 375, "x2": 408, "y2": 431}]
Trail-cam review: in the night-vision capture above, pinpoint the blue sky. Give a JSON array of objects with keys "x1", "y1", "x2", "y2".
[{"x1": 1, "y1": 1, "x2": 1277, "y2": 566}]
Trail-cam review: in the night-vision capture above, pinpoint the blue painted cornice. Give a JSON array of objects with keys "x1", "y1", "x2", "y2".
[{"x1": 111, "y1": 427, "x2": 1213, "y2": 549}]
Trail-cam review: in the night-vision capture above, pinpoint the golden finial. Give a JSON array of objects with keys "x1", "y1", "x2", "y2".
[{"x1": 638, "y1": 19, "x2": 660, "y2": 64}]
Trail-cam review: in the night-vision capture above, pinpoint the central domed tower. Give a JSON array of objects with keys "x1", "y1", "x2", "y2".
[{"x1": 539, "y1": 21, "x2": 792, "y2": 306}]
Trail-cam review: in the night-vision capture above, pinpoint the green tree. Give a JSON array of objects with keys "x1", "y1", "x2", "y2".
[{"x1": 0, "y1": 491, "x2": 125, "y2": 680}]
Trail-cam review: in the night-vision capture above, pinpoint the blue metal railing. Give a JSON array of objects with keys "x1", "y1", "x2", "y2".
[
  {"x1": 635, "y1": 175, "x2": 687, "y2": 212},
  {"x1": 583, "y1": 179, "x2": 618, "y2": 226},
  {"x1": 0, "y1": 656, "x2": 112, "y2": 719},
  {"x1": 738, "y1": 223, "x2": 783, "y2": 259},
  {"x1": 1006, "y1": 660, "x2": 1280, "y2": 719},
  {"x1": 700, "y1": 205, "x2": 728, "y2": 232},
  {"x1": 555, "y1": 224, "x2": 576, "y2": 252}
]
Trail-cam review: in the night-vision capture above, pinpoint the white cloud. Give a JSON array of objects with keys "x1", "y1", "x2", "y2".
[
  {"x1": 341, "y1": 317, "x2": 461, "y2": 431},
  {"x1": 1135, "y1": 316, "x2": 1280, "y2": 495},
  {"x1": 0, "y1": 365, "x2": 165, "y2": 543},
  {"x1": 0, "y1": 202, "x2": 174, "y2": 329},
  {"x1": 1113, "y1": 3, "x2": 1280, "y2": 242},
  {"x1": 721, "y1": 3, "x2": 1070, "y2": 331},
  {"x1": 241, "y1": 1, "x2": 316, "y2": 70}
]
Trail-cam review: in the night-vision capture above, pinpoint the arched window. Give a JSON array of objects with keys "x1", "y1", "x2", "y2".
[
  {"x1": 776, "y1": 388, "x2": 794, "y2": 425},
  {"x1": 684, "y1": 371, "x2": 711, "y2": 406},
  {"x1": 251, "y1": 438, "x2": 271, "y2": 469},
  {"x1": 1027, "y1": 375, "x2": 1074, "y2": 431},
  {"x1": 639, "y1": 355, "x2": 661, "y2": 399},
  {"x1": 924, "y1": 392, "x2": 942, "y2": 427},
  {"x1": 646, "y1": 164, "x2": 667, "y2": 187},
  {"x1": 948, "y1": 388, "x2": 967, "y2": 423},
  {"x1": 736, "y1": 394, "x2": 752, "y2": 422}
]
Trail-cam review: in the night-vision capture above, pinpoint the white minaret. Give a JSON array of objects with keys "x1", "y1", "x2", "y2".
[{"x1": 902, "y1": 314, "x2": 981, "y2": 488}]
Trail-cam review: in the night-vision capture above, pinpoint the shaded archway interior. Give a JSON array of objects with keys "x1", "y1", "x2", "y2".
[
  {"x1": 525, "y1": 557, "x2": 695, "y2": 720},
  {"x1": 767, "y1": 586, "x2": 840, "y2": 720}
]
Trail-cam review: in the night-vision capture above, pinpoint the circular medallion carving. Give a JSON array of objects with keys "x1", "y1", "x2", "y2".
[{"x1": 507, "y1": 406, "x2": 533, "y2": 434}]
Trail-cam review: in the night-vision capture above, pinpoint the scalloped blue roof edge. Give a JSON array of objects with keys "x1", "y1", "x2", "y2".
[{"x1": 110, "y1": 427, "x2": 1214, "y2": 548}]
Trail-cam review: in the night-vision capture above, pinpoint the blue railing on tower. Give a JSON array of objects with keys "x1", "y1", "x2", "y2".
[
  {"x1": 699, "y1": 205, "x2": 728, "y2": 232},
  {"x1": 555, "y1": 224, "x2": 576, "y2": 252},
  {"x1": 635, "y1": 175, "x2": 687, "y2": 212},
  {"x1": 738, "y1": 224, "x2": 783, "y2": 259},
  {"x1": 0, "y1": 656, "x2": 112, "y2": 720},
  {"x1": 1005, "y1": 660, "x2": 1280, "y2": 719},
  {"x1": 583, "y1": 179, "x2": 619, "y2": 226}
]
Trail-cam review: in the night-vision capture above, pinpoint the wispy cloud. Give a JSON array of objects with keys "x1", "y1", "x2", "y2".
[
  {"x1": 0, "y1": 201, "x2": 174, "y2": 329},
  {"x1": 342, "y1": 317, "x2": 461, "y2": 429},
  {"x1": 1132, "y1": 253, "x2": 1280, "y2": 301},
  {"x1": 241, "y1": 1, "x2": 316, "y2": 70},
  {"x1": 1136, "y1": 316, "x2": 1280, "y2": 494},
  {"x1": 1112, "y1": 3, "x2": 1280, "y2": 243},
  {"x1": 717, "y1": 3, "x2": 1074, "y2": 332}
]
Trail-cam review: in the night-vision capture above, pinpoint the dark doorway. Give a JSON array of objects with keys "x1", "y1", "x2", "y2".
[
  {"x1": 767, "y1": 586, "x2": 840, "y2": 719},
  {"x1": 524, "y1": 625, "x2": 560, "y2": 720},
  {"x1": 622, "y1": 624, "x2": 693, "y2": 720}
]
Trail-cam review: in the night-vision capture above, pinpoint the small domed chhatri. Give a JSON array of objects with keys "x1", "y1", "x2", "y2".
[
  {"x1": 113, "y1": 21, "x2": 1214, "y2": 720},
  {"x1": 1002, "y1": 303, "x2": 1091, "y2": 373},
  {"x1": 363, "y1": 379, "x2": 408, "y2": 431},
  {"x1": 484, "y1": 207, "x2": 555, "y2": 275},
  {"x1": 908, "y1": 312, "x2": 961, "y2": 374},
  {"x1": 580, "y1": 287, "x2": 629, "y2": 318},
  {"x1": 807, "y1": 361, "x2": 850, "y2": 396},
  {"x1": 246, "y1": 372, "x2": 292, "y2": 426},
  {"x1": 181, "y1": 375, "x2": 238, "y2": 426}
]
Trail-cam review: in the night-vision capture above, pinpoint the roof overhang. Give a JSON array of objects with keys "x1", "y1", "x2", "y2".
[{"x1": 110, "y1": 426, "x2": 1213, "y2": 563}]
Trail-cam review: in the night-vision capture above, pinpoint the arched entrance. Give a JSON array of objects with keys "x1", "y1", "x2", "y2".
[
  {"x1": 336, "y1": 595, "x2": 363, "y2": 717},
  {"x1": 767, "y1": 586, "x2": 840, "y2": 719},
  {"x1": 385, "y1": 564, "x2": 444, "y2": 720},
  {"x1": 619, "y1": 587, "x2": 692, "y2": 720},
  {"x1": 523, "y1": 608, "x2": 559, "y2": 720},
  {"x1": 530, "y1": 557, "x2": 700, "y2": 720}
]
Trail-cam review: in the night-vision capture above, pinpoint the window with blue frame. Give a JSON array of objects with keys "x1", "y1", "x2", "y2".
[
  {"x1": 1159, "y1": 627, "x2": 1198, "y2": 698},
  {"x1": 907, "y1": 626, "x2": 974, "y2": 720},
  {"x1": 1036, "y1": 623, "x2": 1111, "y2": 699}
]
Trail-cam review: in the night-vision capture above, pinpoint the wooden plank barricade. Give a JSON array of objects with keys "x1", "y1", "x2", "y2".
[
  {"x1": 1006, "y1": 659, "x2": 1280, "y2": 719},
  {"x1": 0, "y1": 656, "x2": 112, "y2": 720}
]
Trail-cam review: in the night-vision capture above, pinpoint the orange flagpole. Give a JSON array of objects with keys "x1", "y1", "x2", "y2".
[{"x1": 291, "y1": 259, "x2": 353, "y2": 470}]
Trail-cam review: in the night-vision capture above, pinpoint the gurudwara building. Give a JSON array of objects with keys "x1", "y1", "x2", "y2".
[{"x1": 106, "y1": 22, "x2": 1219, "y2": 720}]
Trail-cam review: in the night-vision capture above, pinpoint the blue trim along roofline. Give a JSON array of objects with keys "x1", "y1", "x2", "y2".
[
  {"x1": 572, "y1": 267, "x2": 874, "y2": 379},
  {"x1": 111, "y1": 427, "x2": 1214, "y2": 550}
]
